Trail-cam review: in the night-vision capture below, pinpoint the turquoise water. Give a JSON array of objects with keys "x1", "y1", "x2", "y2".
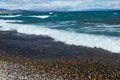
[
  {"x1": 1, "y1": 11, "x2": 120, "y2": 36},
  {"x1": 0, "y1": 11, "x2": 120, "y2": 53}
]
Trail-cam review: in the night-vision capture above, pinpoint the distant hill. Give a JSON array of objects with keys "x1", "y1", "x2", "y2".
[
  {"x1": 0, "y1": 8, "x2": 120, "y2": 13},
  {"x1": 82, "y1": 8, "x2": 120, "y2": 12},
  {"x1": 0, "y1": 8, "x2": 8, "y2": 11},
  {"x1": 0, "y1": 8, "x2": 24, "y2": 14}
]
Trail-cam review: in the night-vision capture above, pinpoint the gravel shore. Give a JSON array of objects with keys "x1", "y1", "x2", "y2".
[
  {"x1": 0, "y1": 50, "x2": 120, "y2": 80},
  {"x1": 0, "y1": 61, "x2": 48, "y2": 80},
  {"x1": 0, "y1": 31, "x2": 120, "y2": 80}
]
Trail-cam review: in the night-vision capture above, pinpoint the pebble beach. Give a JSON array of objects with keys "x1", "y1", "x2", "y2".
[
  {"x1": 0, "y1": 30, "x2": 120, "y2": 80},
  {"x1": 0, "y1": 49, "x2": 120, "y2": 80}
]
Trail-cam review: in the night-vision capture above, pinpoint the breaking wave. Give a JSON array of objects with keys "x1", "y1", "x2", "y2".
[
  {"x1": 30, "y1": 15, "x2": 49, "y2": 19},
  {"x1": 0, "y1": 20, "x2": 120, "y2": 53},
  {"x1": 0, "y1": 14, "x2": 21, "y2": 18}
]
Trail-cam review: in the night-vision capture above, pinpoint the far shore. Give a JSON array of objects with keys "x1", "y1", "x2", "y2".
[{"x1": 0, "y1": 11, "x2": 21, "y2": 14}]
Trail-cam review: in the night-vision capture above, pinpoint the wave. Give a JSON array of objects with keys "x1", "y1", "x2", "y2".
[
  {"x1": 0, "y1": 14, "x2": 21, "y2": 18},
  {"x1": 0, "y1": 14, "x2": 49, "y2": 19},
  {"x1": 0, "y1": 20, "x2": 120, "y2": 53},
  {"x1": 30, "y1": 15, "x2": 49, "y2": 19},
  {"x1": 0, "y1": 20, "x2": 23, "y2": 25}
]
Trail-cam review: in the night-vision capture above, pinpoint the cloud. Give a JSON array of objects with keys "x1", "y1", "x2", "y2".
[
  {"x1": 87, "y1": 1, "x2": 120, "y2": 9},
  {"x1": 1, "y1": 0, "x2": 30, "y2": 4},
  {"x1": 0, "y1": 0, "x2": 120, "y2": 11}
]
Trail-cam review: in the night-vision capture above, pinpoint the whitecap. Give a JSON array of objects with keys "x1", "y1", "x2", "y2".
[
  {"x1": 0, "y1": 14, "x2": 21, "y2": 18},
  {"x1": 0, "y1": 20, "x2": 120, "y2": 53},
  {"x1": 31, "y1": 15, "x2": 49, "y2": 19}
]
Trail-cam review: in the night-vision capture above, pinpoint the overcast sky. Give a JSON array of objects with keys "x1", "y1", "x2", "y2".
[{"x1": 0, "y1": 0, "x2": 120, "y2": 11}]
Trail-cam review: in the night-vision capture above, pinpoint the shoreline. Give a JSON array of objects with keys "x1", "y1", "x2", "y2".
[
  {"x1": 0, "y1": 31, "x2": 120, "y2": 79},
  {"x1": 0, "y1": 31, "x2": 120, "y2": 62}
]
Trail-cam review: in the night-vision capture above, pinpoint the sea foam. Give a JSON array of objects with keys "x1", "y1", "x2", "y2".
[
  {"x1": 0, "y1": 14, "x2": 21, "y2": 18},
  {"x1": 30, "y1": 15, "x2": 49, "y2": 19},
  {"x1": 0, "y1": 20, "x2": 120, "y2": 53}
]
